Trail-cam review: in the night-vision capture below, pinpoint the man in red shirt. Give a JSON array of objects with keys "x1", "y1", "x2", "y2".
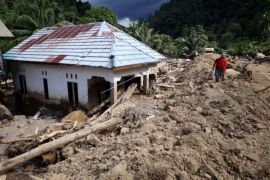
[{"x1": 213, "y1": 54, "x2": 228, "y2": 82}]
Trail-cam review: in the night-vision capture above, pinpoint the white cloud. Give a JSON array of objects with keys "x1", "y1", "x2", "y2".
[{"x1": 117, "y1": 17, "x2": 137, "y2": 27}]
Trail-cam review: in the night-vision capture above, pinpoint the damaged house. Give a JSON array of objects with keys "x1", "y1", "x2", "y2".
[{"x1": 3, "y1": 22, "x2": 164, "y2": 109}]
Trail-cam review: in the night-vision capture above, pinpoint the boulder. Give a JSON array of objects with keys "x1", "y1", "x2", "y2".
[
  {"x1": 99, "y1": 161, "x2": 133, "y2": 180},
  {"x1": 140, "y1": 123, "x2": 157, "y2": 133},
  {"x1": 61, "y1": 110, "x2": 88, "y2": 123},
  {"x1": 255, "y1": 53, "x2": 266, "y2": 60},
  {"x1": 120, "y1": 127, "x2": 130, "y2": 135},
  {"x1": 61, "y1": 146, "x2": 75, "y2": 158},
  {"x1": 149, "y1": 133, "x2": 166, "y2": 145},
  {"x1": 0, "y1": 103, "x2": 13, "y2": 120},
  {"x1": 226, "y1": 69, "x2": 241, "y2": 79},
  {"x1": 86, "y1": 134, "x2": 104, "y2": 146},
  {"x1": 186, "y1": 158, "x2": 199, "y2": 174}
]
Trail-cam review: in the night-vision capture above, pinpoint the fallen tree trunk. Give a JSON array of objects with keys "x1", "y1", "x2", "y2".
[{"x1": 0, "y1": 118, "x2": 122, "y2": 174}]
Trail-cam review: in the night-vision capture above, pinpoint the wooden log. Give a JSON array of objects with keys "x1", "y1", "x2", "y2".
[{"x1": 0, "y1": 118, "x2": 122, "y2": 173}]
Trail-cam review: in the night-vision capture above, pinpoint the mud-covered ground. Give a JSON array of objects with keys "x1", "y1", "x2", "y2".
[
  {"x1": 40, "y1": 54, "x2": 270, "y2": 179},
  {"x1": 1, "y1": 54, "x2": 270, "y2": 179}
]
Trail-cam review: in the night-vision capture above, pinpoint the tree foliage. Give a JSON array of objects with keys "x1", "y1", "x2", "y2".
[
  {"x1": 148, "y1": 0, "x2": 270, "y2": 55},
  {"x1": 80, "y1": 7, "x2": 117, "y2": 25}
]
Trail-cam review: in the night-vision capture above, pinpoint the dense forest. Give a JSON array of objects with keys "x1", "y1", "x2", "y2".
[
  {"x1": 147, "y1": 0, "x2": 270, "y2": 55},
  {"x1": 0, "y1": 0, "x2": 270, "y2": 57}
]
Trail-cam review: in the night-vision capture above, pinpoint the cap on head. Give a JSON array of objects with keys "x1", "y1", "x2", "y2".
[{"x1": 221, "y1": 52, "x2": 227, "y2": 57}]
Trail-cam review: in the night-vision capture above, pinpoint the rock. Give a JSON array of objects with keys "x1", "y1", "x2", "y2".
[
  {"x1": 42, "y1": 152, "x2": 57, "y2": 165},
  {"x1": 61, "y1": 146, "x2": 74, "y2": 158},
  {"x1": 166, "y1": 99, "x2": 176, "y2": 107},
  {"x1": 177, "y1": 171, "x2": 189, "y2": 180},
  {"x1": 61, "y1": 110, "x2": 88, "y2": 123},
  {"x1": 245, "y1": 153, "x2": 259, "y2": 162},
  {"x1": 186, "y1": 158, "x2": 199, "y2": 174},
  {"x1": 155, "y1": 94, "x2": 165, "y2": 100},
  {"x1": 255, "y1": 53, "x2": 266, "y2": 60},
  {"x1": 0, "y1": 103, "x2": 13, "y2": 120},
  {"x1": 99, "y1": 161, "x2": 133, "y2": 180},
  {"x1": 169, "y1": 113, "x2": 181, "y2": 123},
  {"x1": 140, "y1": 123, "x2": 157, "y2": 133},
  {"x1": 166, "y1": 76, "x2": 177, "y2": 83},
  {"x1": 196, "y1": 107, "x2": 203, "y2": 113},
  {"x1": 164, "y1": 140, "x2": 174, "y2": 150},
  {"x1": 61, "y1": 123, "x2": 74, "y2": 130},
  {"x1": 181, "y1": 122, "x2": 201, "y2": 135},
  {"x1": 120, "y1": 127, "x2": 130, "y2": 135},
  {"x1": 205, "y1": 127, "x2": 211, "y2": 133},
  {"x1": 256, "y1": 123, "x2": 265, "y2": 130},
  {"x1": 149, "y1": 133, "x2": 166, "y2": 145},
  {"x1": 86, "y1": 134, "x2": 103, "y2": 146},
  {"x1": 13, "y1": 115, "x2": 26, "y2": 121},
  {"x1": 232, "y1": 81, "x2": 239, "y2": 88},
  {"x1": 226, "y1": 69, "x2": 241, "y2": 79},
  {"x1": 163, "y1": 115, "x2": 171, "y2": 122}
]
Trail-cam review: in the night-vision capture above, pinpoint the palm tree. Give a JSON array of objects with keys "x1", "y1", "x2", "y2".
[
  {"x1": 10, "y1": 0, "x2": 65, "y2": 46},
  {"x1": 181, "y1": 25, "x2": 208, "y2": 56},
  {"x1": 128, "y1": 22, "x2": 155, "y2": 46}
]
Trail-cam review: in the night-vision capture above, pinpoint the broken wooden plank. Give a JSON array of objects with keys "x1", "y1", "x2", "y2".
[
  {"x1": 95, "y1": 84, "x2": 137, "y2": 121},
  {"x1": 39, "y1": 130, "x2": 67, "y2": 143},
  {"x1": 157, "y1": 84, "x2": 174, "y2": 88},
  {"x1": 0, "y1": 118, "x2": 122, "y2": 173}
]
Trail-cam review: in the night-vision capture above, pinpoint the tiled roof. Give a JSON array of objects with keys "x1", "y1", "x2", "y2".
[{"x1": 4, "y1": 22, "x2": 165, "y2": 69}]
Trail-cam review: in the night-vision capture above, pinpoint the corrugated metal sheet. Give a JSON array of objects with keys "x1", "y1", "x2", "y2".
[
  {"x1": 3, "y1": 22, "x2": 165, "y2": 69},
  {"x1": 0, "y1": 19, "x2": 13, "y2": 37}
]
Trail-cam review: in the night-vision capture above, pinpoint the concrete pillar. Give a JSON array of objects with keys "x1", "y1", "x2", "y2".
[
  {"x1": 110, "y1": 81, "x2": 117, "y2": 105},
  {"x1": 143, "y1": 74, "x2": 149, "y2": 95}
]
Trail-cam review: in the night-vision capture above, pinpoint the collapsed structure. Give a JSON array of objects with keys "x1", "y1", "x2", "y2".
[{"x1": 3, "y1": 21, "x2": 164, "y2": 108}]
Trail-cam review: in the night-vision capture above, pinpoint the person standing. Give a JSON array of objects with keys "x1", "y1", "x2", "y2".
[{"x1": 213, "y1": 53, "x2": 228, "y2": 82}]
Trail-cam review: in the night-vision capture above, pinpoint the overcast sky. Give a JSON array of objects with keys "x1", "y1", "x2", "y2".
[{"x1": 88, "y1": 0, "x2": 169, "y2": 27}]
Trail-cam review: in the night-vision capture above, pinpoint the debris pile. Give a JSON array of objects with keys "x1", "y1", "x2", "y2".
[{"x1": 0, "y1": 54, "x2": 269, "y2": 179}]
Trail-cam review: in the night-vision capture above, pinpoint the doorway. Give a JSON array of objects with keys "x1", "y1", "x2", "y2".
[
  {"x1": 67, "y1": 82, "x2": 78, "y2": 106},
  {"x1": 87, "y1": 77, "x2": 110, "y2": 109},
  {"x1": 19, "y1": 74, "x2": 27, "y2": 94}
]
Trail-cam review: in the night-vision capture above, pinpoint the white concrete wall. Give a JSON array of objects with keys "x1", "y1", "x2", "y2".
[{"x1": 10, "y1": 62, "x2": 150, "y2": 107}]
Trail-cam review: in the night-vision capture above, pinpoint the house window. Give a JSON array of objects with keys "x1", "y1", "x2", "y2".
[
  {"x1": 70, "y1": 74, "x2": 73, "y2": 79},
  {"x1": 19, "y1": 75, "x2": 27, "y2": 94},
  {"x1": 66, "y1": 73, "x2": 68, "y2": 78},
  {"x1": 67, "y1": 82, "x2": 78, "y2": 106},
  {"x1": 45, "y1": 71, "x2": 47, "y2": 76},
  {"x1": 43, "y1": 78, "x2": 49, "y2": 99},
  {"x1": 42, "y1": 71, "x2": 44, "y2": 75},
  {"x1": 75, "y1": 74, "x2": 77, "y2": 79}
]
